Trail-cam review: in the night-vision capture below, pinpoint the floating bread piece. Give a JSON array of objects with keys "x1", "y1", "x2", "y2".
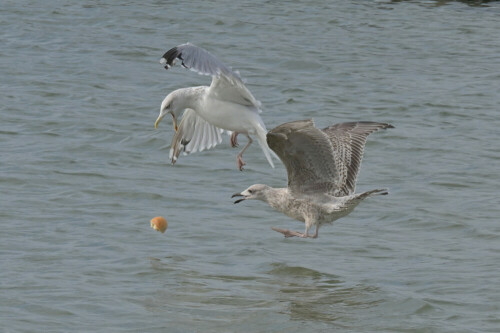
[{"x1": 150, "y1": 216, "x2": 168, "y2": 233}]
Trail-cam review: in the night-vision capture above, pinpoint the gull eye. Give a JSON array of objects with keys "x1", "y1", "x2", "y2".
[{"x1": 248, "y1": 189, "x2": 254, "y2": 194}]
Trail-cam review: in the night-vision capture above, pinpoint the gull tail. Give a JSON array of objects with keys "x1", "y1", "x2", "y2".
[{"x1": 255, "y1": 125, "x2": 275, "y2": 168}]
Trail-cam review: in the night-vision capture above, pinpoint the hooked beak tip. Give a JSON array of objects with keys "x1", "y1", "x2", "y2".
[
  {"x1": 154, "y1": 116, "x2": 162, "y2": 129},
  {"x1": 232, "y1": 193, "x2": 245, "y2": 204},
  {"x1": 155, "y1": 109, "x2": 169, "y2": 129}
]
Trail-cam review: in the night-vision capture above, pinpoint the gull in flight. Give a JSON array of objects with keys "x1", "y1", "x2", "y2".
[
  {"x1": 232, "y1": 119, "x2": 393, "y2": 238},
  {"x1": 155, "y1": 43, "x2": 275, "y2": 170}
]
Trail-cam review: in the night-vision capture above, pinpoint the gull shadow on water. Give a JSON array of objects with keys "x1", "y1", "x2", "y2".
[
  {"x1": 267, "y1": 263, "x2": 383, "y2": 324},
  {"x1": 143, "y1": 259, "x2": 384, "y2": 328}
]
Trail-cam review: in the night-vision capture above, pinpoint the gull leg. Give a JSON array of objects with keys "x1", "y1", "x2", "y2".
[
  {"x1": 236, "y1": 135, "x2": 253, "y2": 171},
  {"x1": 302, "y1": 224, "x2": 311, "y2": 238},
  {"x1": 237, "y1": 157, "x2": 245, "y2": 171},
  {"x1": 230, "y1": 132, "x2": 239, "y2": 148},
  {"x1": 271, "y1": 227, "x2": 305, "y2": 238},
  {"x1": 311, "y1": 225, "x2": 319, "y2": 239},
  {"x1": 271, "y1": 222, "x2": 318, "y2": 239}
]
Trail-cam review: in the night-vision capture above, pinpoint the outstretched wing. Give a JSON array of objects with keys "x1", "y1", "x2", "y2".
[
  {"x1": 160, "y1": 43, "x2": 261, "y2": 109},
  {"x1": 161, "y1": 42, "x2": 234, "y2": 78},
  {"x1": 267, "y1": 119, "x2": 393, "y2": 197},
  {"x1": 169, "y1": 109, "x2": 224, "y2": 164},
  {"x1": 267, "y1": 119, "x2": 340, "y2": 196},
  {"x1": 322, "y1": 121, "x2": 394, "y2": 196}
]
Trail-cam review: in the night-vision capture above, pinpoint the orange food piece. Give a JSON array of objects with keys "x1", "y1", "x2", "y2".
[{"x1": 150, "y1": 216, "x2": 168, "y2": 233}]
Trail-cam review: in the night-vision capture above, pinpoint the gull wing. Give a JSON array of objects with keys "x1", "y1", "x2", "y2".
[
  {"x1": 267, "y1": 119, "x2": 340, "y2": 196},
  {"x1": 161, "y1": 43, "x2": 234, "y2": 77},
  {"x1": 321, "y1": 121, "x2": 393, "y2": 196},
  {"x1": 160, "y1": 43, "x2": 261, "y2": 109},
  {"x1": 267, "y1": 120, "x2": 393, "y2": 197},
  {"x1": 208, "y1": 74, "x2": 261, "y2": 109},
  {"x1": 169, "y1": 109, "x2": 224, "y2": 164}
]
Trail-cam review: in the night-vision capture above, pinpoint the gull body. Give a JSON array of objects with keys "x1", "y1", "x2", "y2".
[
  {"x1": 155, "y1": 43, "x2": 275, "y2": 170},
  {"x1": 159, "y1": 87, "x2": 266, "y2": 133},
  {"x1": 196, "y1": 89, "x2": 265, "y2": 133},
  {"x1": 233, "y1": 119, "x2": 393, "y2": 239}
]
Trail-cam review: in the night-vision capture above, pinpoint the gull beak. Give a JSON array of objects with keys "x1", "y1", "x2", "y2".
[
  {"x1": 172, "y1": 114, "x2": 178, "y2": 132},
  {"x1": 231, "y1": 193, "x2": 245, "y2": 204},
  {"x1": 154, "y1": 112, "x2": 166, "y2": 129},
  {"x1": 155, "y1": 110, "x2": 178, "y2": 132}
]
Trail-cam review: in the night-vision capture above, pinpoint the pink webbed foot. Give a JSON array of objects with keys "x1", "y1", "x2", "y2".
[
  {"x1": 237, "y1": 155, "x2": 246, "y2": 171},
  {"x1": 272, "y1": 227, "x2": 308, "y2": 238},
  {"x1": 235, "y1": 134, "x2": 252, "y2": 171}
]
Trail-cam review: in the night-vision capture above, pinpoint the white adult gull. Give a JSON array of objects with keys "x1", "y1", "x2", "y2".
[
  {"x1": 232, "y1": 119, "x2": 393, "y2": 239},
  {"x1": 155, "y1": 43, "x2": 275, "y2": 170}
]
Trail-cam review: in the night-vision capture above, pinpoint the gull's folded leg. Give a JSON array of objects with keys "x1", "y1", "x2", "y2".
[{"x1": 230, "y1": 132, "x2": 239, "y2": 148}]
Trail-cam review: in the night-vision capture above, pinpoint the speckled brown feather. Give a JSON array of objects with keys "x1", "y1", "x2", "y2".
[
  {"x1": 267, "y1": 119, "x2": 393, "y2": 197},
  {"x1": 322, "y1": 122, "x2": 394, "y2": 196}
]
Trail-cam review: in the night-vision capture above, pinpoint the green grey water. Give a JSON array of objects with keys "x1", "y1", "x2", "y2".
[{"x1": 1, "y1": 1, "x2": 500, "y2": 332}]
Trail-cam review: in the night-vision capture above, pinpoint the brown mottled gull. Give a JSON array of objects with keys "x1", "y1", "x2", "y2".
[
  {"x1": 232, "y1": 119, "x2": 393, "y2": 239},
  {"x1": 154, "y1": 43, "x2": 275, "y2": 170}
]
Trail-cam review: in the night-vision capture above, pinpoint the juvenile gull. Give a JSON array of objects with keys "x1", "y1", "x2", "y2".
[
  {"x1": 155, "y1": 43, "x2": 275, "y2": 170},
  {"x1": 232, "y1": 119, "x2": 393, "y2": 238}
]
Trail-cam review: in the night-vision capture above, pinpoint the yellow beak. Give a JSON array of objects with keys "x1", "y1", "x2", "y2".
[
  {"x1": 155, "y1": 112, "x2": 177, "y2": 131},
  {"x1": 154, "y1": 112, "x2": 164, "y2": 129}
]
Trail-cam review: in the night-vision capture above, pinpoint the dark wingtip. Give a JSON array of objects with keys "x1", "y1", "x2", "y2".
[
  {"x1": 160, "y1": 57, "x2": 169, "y2": 70},
  {"x1": 161, "y1": 51, "x2": 170, "y2": 60},
  {"x1": 160, "y1": 46, "x2": 181, "y2": 70}
]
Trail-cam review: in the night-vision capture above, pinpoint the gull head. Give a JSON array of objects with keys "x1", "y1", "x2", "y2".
[
  {"x1": 232, "y1": 184, "x2": 270, "y2": 204},
  {"x1": 155, "y1": 89, "x2": 187, "y2": 132}
]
